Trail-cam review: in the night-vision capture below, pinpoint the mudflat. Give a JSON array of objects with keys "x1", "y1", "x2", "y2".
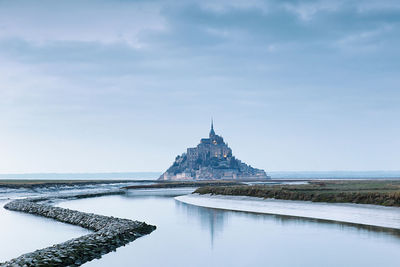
[{"x1": 0, "y1": 179, "x2": 139, "y2": 189}]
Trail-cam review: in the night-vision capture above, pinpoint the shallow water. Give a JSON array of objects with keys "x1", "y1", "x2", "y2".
[
  {"x1": 0, "y1": 200, "x2": 90, "y2": 262},
  {"x1": 176, "y1": 194, "x2": 400, "y2": 229},
  {"x1": 56, "y1": 190, "x2": 400, "y2": 267},
  {"x1": 0, "y1": 182, "x2": 147, "y2": 201}
]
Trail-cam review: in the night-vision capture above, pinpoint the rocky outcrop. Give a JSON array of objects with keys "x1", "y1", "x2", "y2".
[{"x1": 1, "y1": 197, "x2": 156, "y2": 266}]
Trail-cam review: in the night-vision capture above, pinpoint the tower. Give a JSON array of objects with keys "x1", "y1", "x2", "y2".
[{"x1": 209, "y1": 118, "x2": 215, "y2": 138}]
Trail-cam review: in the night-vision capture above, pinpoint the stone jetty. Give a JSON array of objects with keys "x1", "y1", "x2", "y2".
[{"x1": 1, "y1": 197, "x2": 156, "y2": 266}]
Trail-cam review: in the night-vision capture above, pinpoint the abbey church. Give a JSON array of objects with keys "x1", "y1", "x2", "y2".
[{"x1": 159, "y1": 121, "x2": 269, "y2": 180}]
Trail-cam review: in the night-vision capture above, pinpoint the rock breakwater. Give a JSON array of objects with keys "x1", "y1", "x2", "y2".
[{"x1": 1, "y1": 198, "x2": 156, "y2": 266}]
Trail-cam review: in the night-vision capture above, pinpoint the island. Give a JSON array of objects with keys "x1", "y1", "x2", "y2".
[{"x1": 159, "y1": 121, "x2": 269, "y2": 181}]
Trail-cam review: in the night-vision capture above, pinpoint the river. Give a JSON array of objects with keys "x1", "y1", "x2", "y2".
[{"x1": 51, "y1": 188, "x2": 400, "y2": 267}]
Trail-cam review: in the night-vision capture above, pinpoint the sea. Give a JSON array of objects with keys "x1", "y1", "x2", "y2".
[{"x1": 0, "y1": 170, "x2": 399, "y2": 180}]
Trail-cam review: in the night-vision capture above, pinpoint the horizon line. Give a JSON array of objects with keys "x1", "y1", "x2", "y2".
[{"x1": 1, "y1": 170, "x2": 400, "y2": 175}]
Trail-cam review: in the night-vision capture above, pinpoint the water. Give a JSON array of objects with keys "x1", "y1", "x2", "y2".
[
  {"x1": 0, "y1": 182, "x2": 148, "y2": 262},
  {"x1": 1, "y1": 170, "x2": 399, "y2": 180},
  {"x1": 54, "y1": 190, "x2": 400, "y2": 267},
  {"x1": 0, "y1": 181, "x2": 151, "y2": 201},
  {"x1": 177, "y1": 194, "x2": 400, "y2": 229},
  {"x1": 0, "y1": 200, "x2": 90, "y2": 262}
]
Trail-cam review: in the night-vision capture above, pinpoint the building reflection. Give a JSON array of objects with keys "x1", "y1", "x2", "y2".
[
  {"x1": 175, "y1": 200, "x2": 227, "y2": 248},
  {"x1": 175, "y1": 198, "x2": 400, "y2": 243},
  {"x1": 123, "y1": 191, "x2": 400, "y2": 244}
]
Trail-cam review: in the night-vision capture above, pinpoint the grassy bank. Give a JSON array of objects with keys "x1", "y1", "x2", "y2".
[{"x1": 194, "y1": 180, "x2": 400, "y2": 207}]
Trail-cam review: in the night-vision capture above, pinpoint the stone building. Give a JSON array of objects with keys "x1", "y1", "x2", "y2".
[{"x1": 159, "y1": 121, "x2": 269, "y2": 181}]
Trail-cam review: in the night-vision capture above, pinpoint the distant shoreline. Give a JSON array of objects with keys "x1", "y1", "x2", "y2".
[
  {"x1": 1, "y1": 171, "x2": 399, "y2": 180},
  {"x1": 123, "y1": 180, "x2": 243, "y2": 189},
  {"x1": 0, "y1": 172, "x2": 162, "y2": 180},
  {"x1": 0, "y1": 179, "x2": 151, "y2": 189},
  {"x1": 2, "y1": 178, "x2": 400, "y2": 190}
]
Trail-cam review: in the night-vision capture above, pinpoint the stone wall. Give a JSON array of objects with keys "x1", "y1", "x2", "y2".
[{"x1": 1, "y1": 197, "x2": 156, "y2": 266}]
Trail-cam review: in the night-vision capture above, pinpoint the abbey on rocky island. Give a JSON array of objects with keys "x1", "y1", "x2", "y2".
[{"x1": 159, "y1": 121, "x2": 269, "y2": 180}]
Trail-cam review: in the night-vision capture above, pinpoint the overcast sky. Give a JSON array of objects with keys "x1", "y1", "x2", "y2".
[{"x1": 0, "y1": 0, "x2": 399, "y2": 173}]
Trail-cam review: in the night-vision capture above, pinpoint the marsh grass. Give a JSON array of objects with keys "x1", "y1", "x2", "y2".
[{"x1": 195, "y1": 180, "x2": 400, "y2": 207}]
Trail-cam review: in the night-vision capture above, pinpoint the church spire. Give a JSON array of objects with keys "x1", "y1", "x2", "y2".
[{"x1": 209, "y1": 118, "x2": 215, "y2": 137}]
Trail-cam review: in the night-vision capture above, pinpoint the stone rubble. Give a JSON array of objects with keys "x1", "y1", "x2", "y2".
[{"x1": 1, "y1": 198, "x2": 156, "y2": 266}]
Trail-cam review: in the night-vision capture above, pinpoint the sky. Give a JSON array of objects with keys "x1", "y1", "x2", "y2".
[{"x1": 0, "y1": 0, "x2": 399, "y2": 173}]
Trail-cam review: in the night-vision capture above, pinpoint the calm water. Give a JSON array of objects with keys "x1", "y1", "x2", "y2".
[
  {"x1": 54, "y1": 189, "x2": 400, "y2": 267},
  {"x1": 177, "y1": 194, "x2": 400, "y2": 229},
  {"x1": 0, "y1": 200, "x2": 90, "y2": 262}
]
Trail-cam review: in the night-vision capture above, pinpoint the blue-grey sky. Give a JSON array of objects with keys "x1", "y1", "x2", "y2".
[{"x1": 0, "y1": 0, "x2": 399, "y2": 173}]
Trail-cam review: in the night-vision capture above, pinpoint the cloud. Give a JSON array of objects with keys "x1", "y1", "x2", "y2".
[
  {"x1": 1, "y1": 0, "x2": 399, "y2": 53},
  {"x1": 0, "y1": 0, "x2": 399, "y2": 172},
  {"x1": 334, "y1": 25, "x2": 394, "y2": 51},
  {"x1": 199, "y1": 0, "x2": 269, "y2": 14},
  {"x1": 282, "y1": 0, "x2": 342, "y2": 21},
  {"x1": 0, "y1": 0, "x2": 166, "y2": 48}
]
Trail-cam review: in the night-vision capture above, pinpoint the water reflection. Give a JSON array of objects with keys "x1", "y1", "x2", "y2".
[
  {"x1": 175, "y1": 197, "x2": 400, "y2": 246},
  {"x1": 123, "y1": 191, "x2": 400, "y2": 245},
  {"x1": 124, "y1": 187, "x2": 196, "y2": 198},
  {"x1": 176, "y1": 200, "x2": 227, "y2": 247},
  {"x1": 55, "y1": 193, "x2": 400, "y2": 267},
  {"x1": 8, "y1": 186, "x2": 400, "y2": 266},
  {"x1": 125, "y1": 189, "x2": 229, "y2": 247}
]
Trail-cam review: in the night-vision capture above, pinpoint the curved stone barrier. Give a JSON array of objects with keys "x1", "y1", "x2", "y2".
[{"x1": 1, "y1": 198, "x2": 156, "y2": 266}]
